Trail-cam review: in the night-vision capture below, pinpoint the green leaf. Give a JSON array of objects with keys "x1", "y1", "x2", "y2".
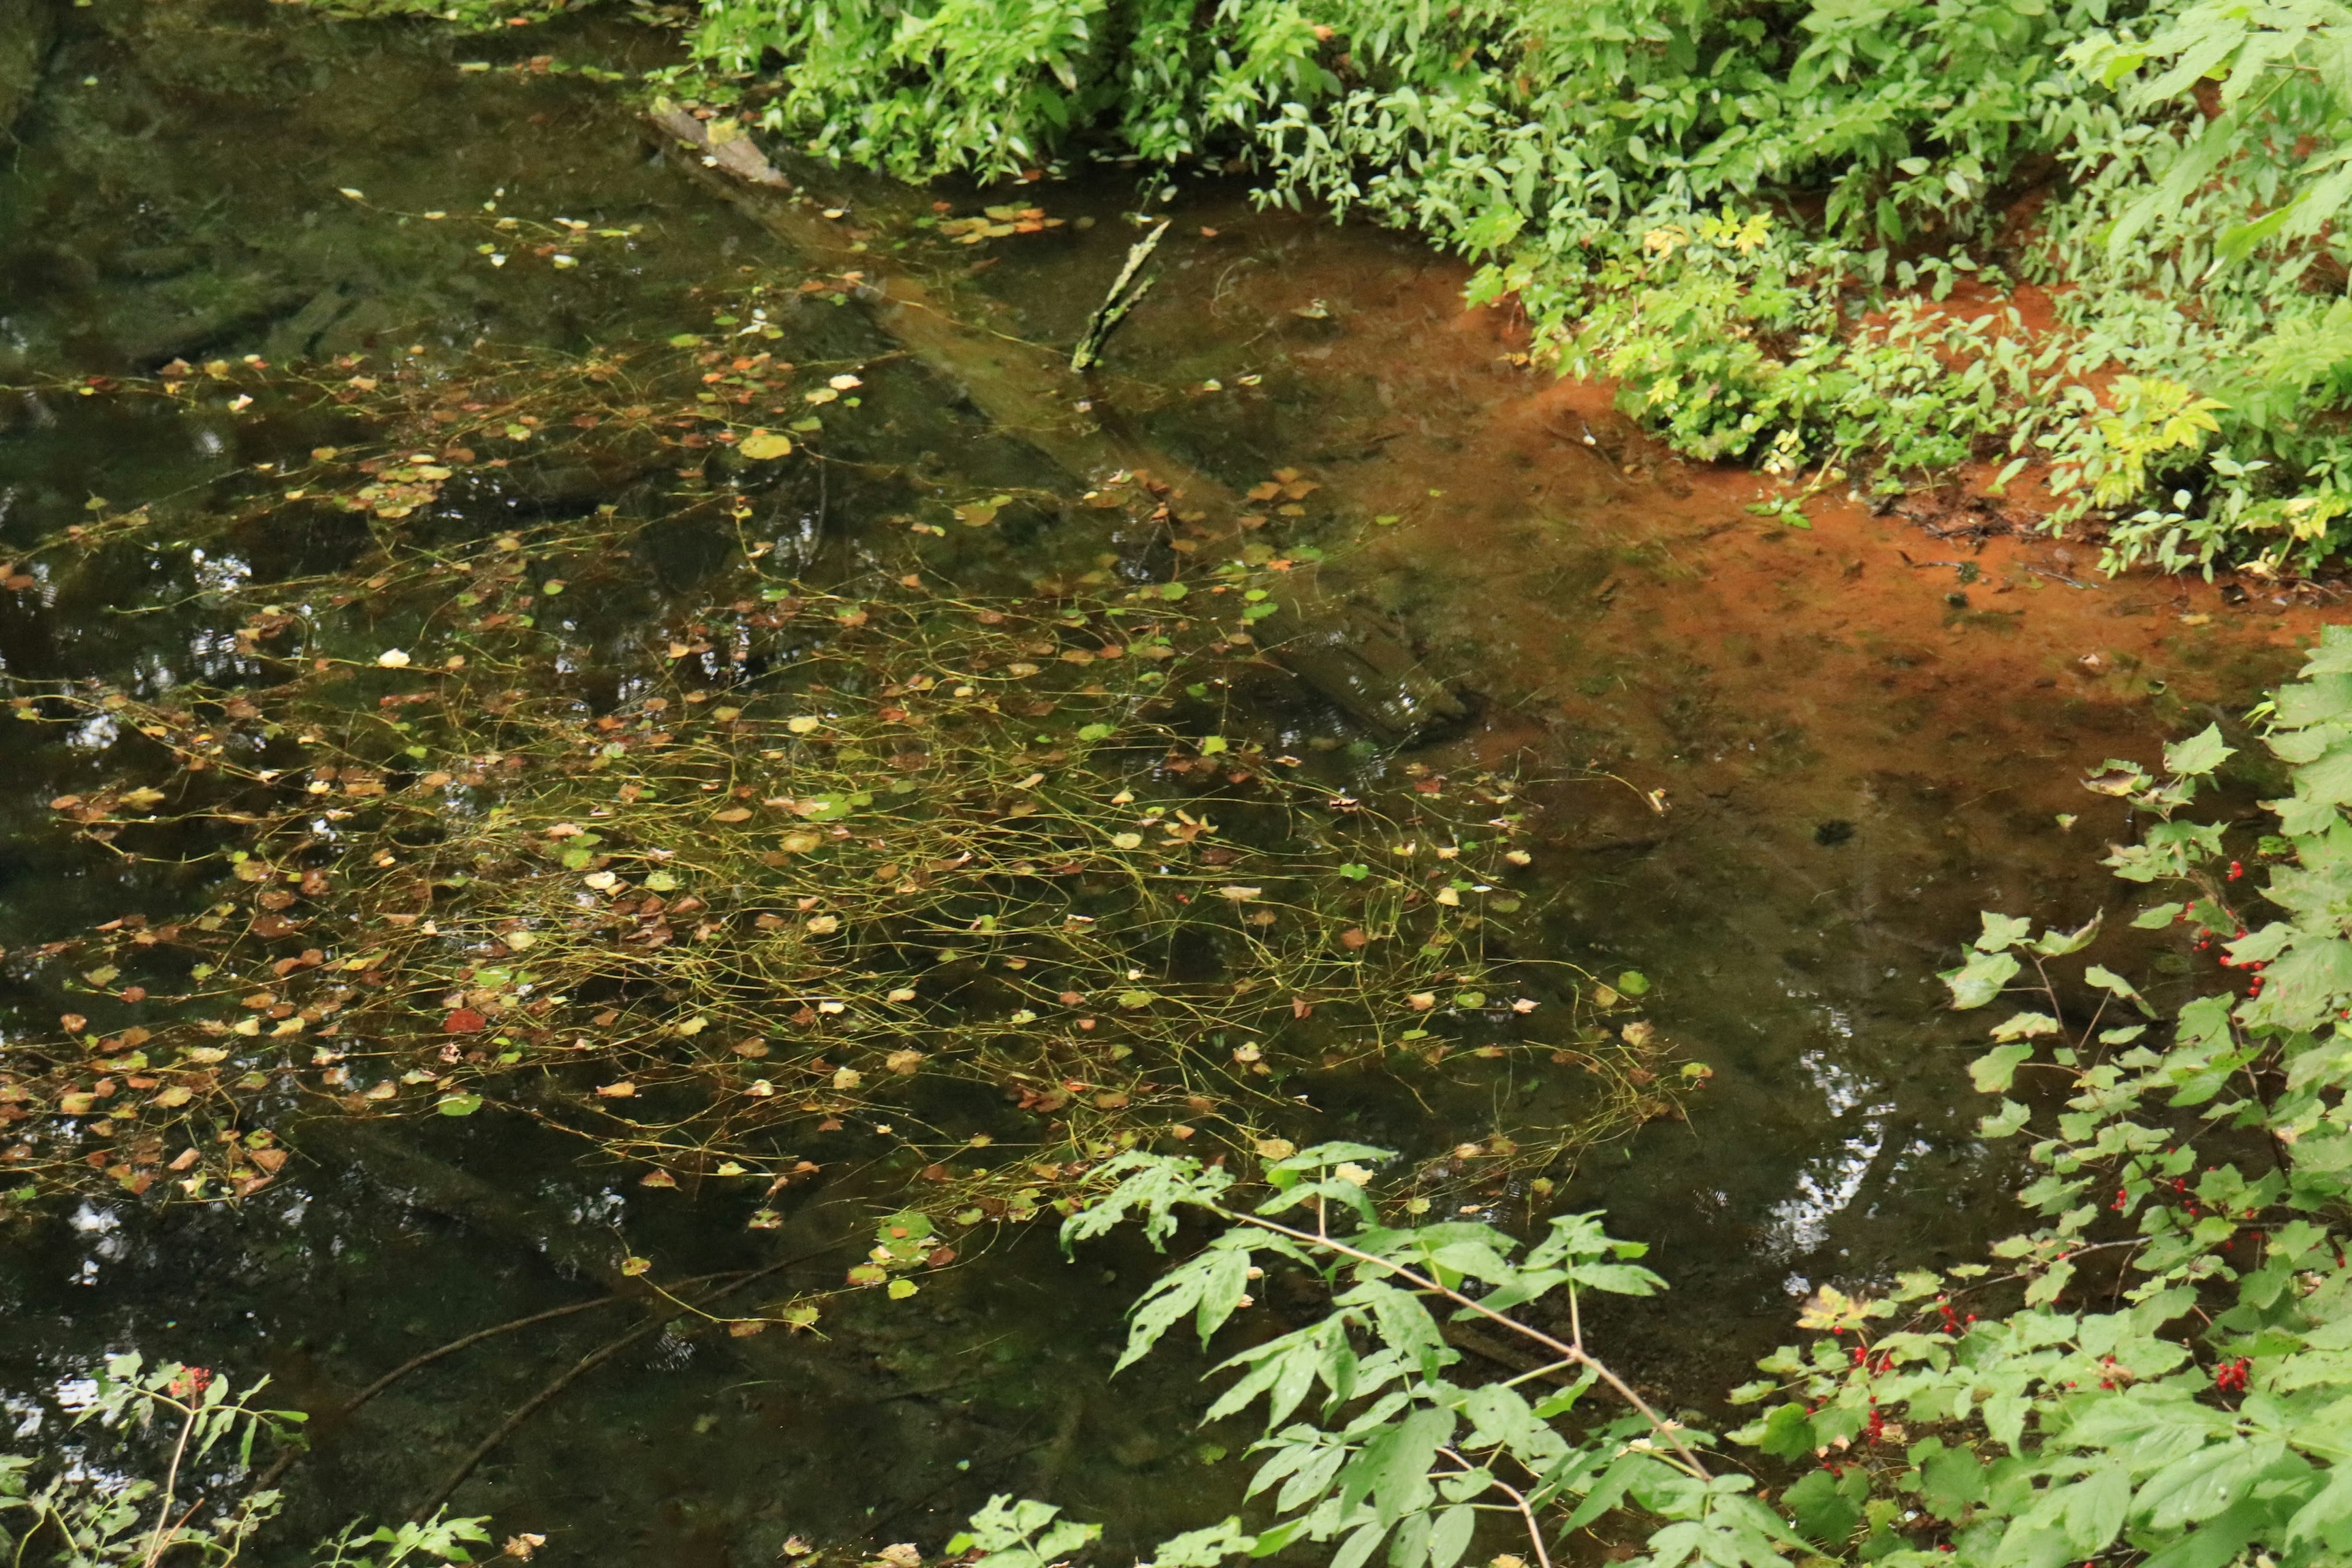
[
  {"x1": 2133, "y1": 903, "x2": 2185, "y2": 929},
  {"x1": 2136, "y1": 1438, "x2": 2286, "y2": 1529},
  {"x1": 2165, "y1": 723, "x2": 2235, "y2": 778},
  {"x1": 1061, "y1": 1151, "x2": 1234, "y2": 1253},
  {"x1": 2034, "y1": 912, "x2": 2102, "y2": 956},
  {"x1": 1977, "y1": 911, "x2": 2034, "y2": 951},
  {"x1": 1942, "y1": 948, "x2": 2021, "y2": 1009},
  {"x1": 1267, "y1": 1141, "x2": 1395, "y2": 1173},
  {"x1": 437, "y1": 1093, "x2": 483, "y2": 1116},
  {"x1": 2285, "y1": 1464, "x2": 2352, "y2": 1552},
  {"x1": 1077, "y1": 723, "x2": 1115, "y2": 741},
  {"x1": 1329, "y1": 1521, "x2": 1387, "y2": 1568},
  {"x1": 1749, "y1": 1401, "x2": 1816, "y2": 1459},
  {"x1": 1145, "y1": 1519, "x2": 1258, "y2": 1568},
  {"x1": 2083, "y1": 964, "x2": 2157, "y2": 1017},
  {"x1": 1784, "y1": 1468, "x2": 1862, "y2": 1545},
  {"x1": 1917, "y1": 1444, "x2": 1986, "y2": 1520},
  {"x1": 1989, "y1": 1011, "x2": 2061, "y2": 1041},
  {"x1": 1340, "y1": 1404, "x2": 1450, "y2": 1527},
  {"x1": 1426, "y1": 1506, "x2": 1475, "y2": 1568},
  {"x1": 1970, "y1": 1044, "x2": 2034, "y2": 1093},
  {"x1": 1115, "y1": 1232, "x2": 1258, "y2": 1370},
  {"x1": 1978, "y1": 1098, "x2": 2031, "y2": 1137},
  {"x1": 2064, "y1": 1461, "x2": 2132, "y2": 1553}
]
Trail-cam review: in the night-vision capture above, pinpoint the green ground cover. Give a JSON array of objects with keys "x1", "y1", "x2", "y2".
[{"x1": 639, "y1": 0, "x2": 2352, "y2": 576}]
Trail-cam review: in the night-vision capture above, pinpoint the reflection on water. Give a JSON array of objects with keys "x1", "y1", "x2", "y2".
[
  {"x1": 1764, "y1": 1050, "x2": 1896, "y2": 1272},
  {"x1": 0, "y1": 0, "x2": 2334, "y2": 1559}
]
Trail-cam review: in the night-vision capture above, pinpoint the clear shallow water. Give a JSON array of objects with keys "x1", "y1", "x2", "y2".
[{"x1": 0, "y1": 3, "x2": 2328, "y2": 1562}]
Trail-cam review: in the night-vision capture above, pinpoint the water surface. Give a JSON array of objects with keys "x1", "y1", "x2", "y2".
[{"x1": 0, "y1": 4, "x2": 2325, "y2": 1561}]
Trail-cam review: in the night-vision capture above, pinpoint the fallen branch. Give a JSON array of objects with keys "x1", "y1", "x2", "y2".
[{"x1": 407, "y1": 1238, "x2": 850, "y2": 1520}]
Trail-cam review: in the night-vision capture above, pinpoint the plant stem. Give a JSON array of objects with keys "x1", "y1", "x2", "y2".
[
  {"x1": 141, "y1": 1405, "x2": 198, "y2": 1568},
  {"x1": 1231, "y1": 1209, "x2": 1711, "y2": 1479}
]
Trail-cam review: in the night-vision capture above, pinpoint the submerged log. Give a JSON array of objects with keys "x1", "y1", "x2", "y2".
[{"x1": 643, "y1": 108, "x2": 1469, "y2": 745}]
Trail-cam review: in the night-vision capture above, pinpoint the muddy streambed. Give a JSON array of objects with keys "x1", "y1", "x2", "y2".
[{"x1": 0, "y1": 2, "x2": 2332, "y2": 1563}]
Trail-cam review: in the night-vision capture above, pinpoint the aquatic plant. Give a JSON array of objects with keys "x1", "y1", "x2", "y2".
[{"x1": 0, "y1": 325, "x2": 1675, "y2": 1295}]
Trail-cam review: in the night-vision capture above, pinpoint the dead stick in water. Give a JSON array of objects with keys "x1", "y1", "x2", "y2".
[
  {"x1": 251, "y1": 1296, "x2": 624, "y2": 1493},
  {"x1": 408, "y1": 1313, "x2": 668, "y2": 1523},
  {"x1": 252, "y1": 1265, "x2": 769, "y2": 1493},
  {"x1": 407, "y1": 1241, "x2": 846, "y2": 1520}
]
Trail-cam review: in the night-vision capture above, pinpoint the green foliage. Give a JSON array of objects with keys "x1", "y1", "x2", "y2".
[
  {"x1": 675, "y1": 0, "x2": 2352, "y2": 570},
  {"x1": 0, "y1": 1354, "x2": 487, "y2": 1568},
  {"x1": 1725, "y1": 625, "x2": 2352, "y2": 1566},
  {"x1": 1052, "y1": 1143, "x2": 1789, "y2": 1568},
  {"x1": 0, "y1": 1355, "x2": 296, "y2": 1568},
  {"x1": 976, "y1": 626, "x2": 2352, "y2": 1568},
  {"x1": 944, "y1": 1497, "x2": 1103, "y2": 1568},
  {"x1": 312, "y1": 1515, "x2": 497, "y2": 1568}
]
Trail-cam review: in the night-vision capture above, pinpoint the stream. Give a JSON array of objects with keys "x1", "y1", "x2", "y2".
[{"x1": 0, "y1": 2, "x2": 2332, "y2": 1564}]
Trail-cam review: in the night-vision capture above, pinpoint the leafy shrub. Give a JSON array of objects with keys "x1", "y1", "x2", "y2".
[
  {"x1": 676, "y1": 0, "x2": 2352, "y2": 571},
  {"x1": 0, "y1": 1354, "x2": 486, "y2": 1568},
  {"x1": 973, "y1": 625, "x2": 2352, "y2": 1568}
]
